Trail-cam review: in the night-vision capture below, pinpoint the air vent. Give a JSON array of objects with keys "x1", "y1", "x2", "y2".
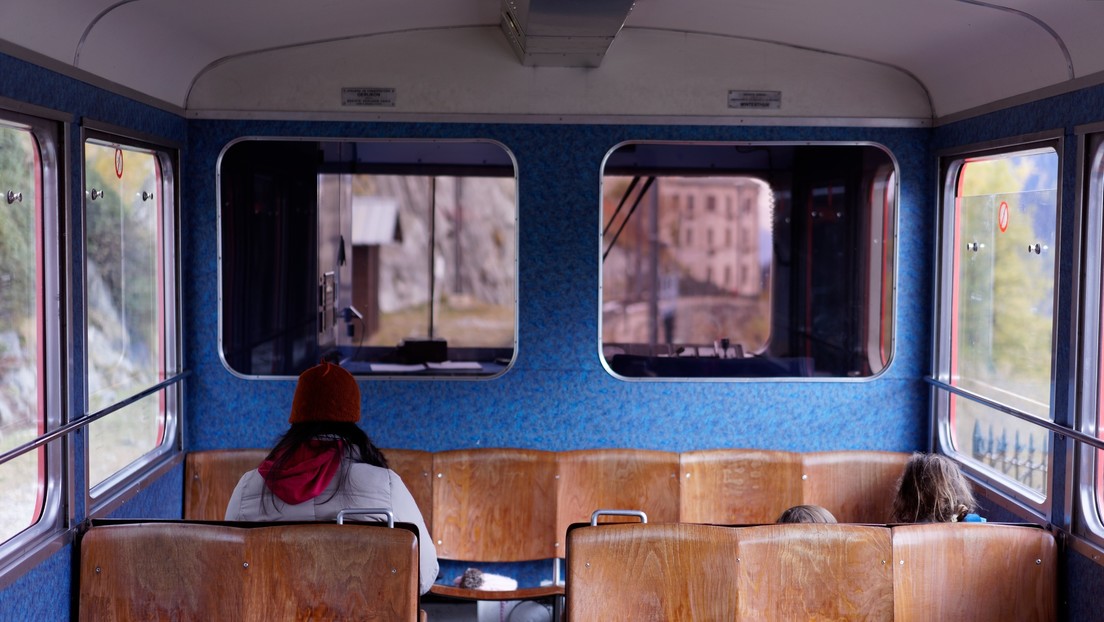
[{"x1": 500, "y1": 0, "x2": 636, "y2": 67}]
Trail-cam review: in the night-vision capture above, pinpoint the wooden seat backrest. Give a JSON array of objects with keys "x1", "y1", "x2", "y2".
[
  {"x1": 80, "y1": 521, "x2": 420, "y2": 622},
  {"x1": 566, "y1": 522, "x2": 741, "y2": 621},
  {"x1": 735, "y1": 523, "x2": 894, "y2": 621},
  {"x1": 184, "y1": 448, "x2": 268, "y2": 520},
  {"x1": 892, "y1": 523, "x2": 1056, "y2": 622},
  {"x1": 79, "y1": 522, "x2": 246, "y2": 620},
  {"x1": 245, "y1": 523, "x2": 419, "y2": 621},
  {"x1": 801, "y1": 450, "x2": 909, "y2": 523},
  {"x1": 184, "y1": 447, "x2": 430, "y2": 523},
  {"x1": 431, "y1": 447, "x2": 558, "y2": 562},
  {"x1": 555, "y1": 448, "x2": 680, "y2": 549},
  {"x1": 384, "y1": 448, "x2": 435, "y2": 528},
  {"x1": 679, "y1": 449, "x2": 803, "y2": 524}
]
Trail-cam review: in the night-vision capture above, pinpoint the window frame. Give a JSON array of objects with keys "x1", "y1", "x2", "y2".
[
  {"x1": 215, "y1": 137, "x2": 519, "y2": 380},
  {"x1": 931, "y1": 132, "x2": 1064, "y2": 518},
  {"x1": 1074, "y1": 124, "x2": 1104, "y2": 551},
  {"x1": 80, "y1": 122, "x2": 183, "y2": 517},
  {"x1": 598, "y1": 140, "x2": 901, "y2": 382},
  {"x1": 0, "y1": 101, "x2": 67, "y2": 590}
]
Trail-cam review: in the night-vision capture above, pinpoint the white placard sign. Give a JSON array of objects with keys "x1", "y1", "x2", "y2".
[
  {"x1": 728, "y1": 90, "x2": 781, "y2": 109},
  {"x1": 342, "y1": 87, "x2": 396, "y2": 107}
]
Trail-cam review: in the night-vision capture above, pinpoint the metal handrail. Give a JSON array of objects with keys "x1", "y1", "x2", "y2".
[
  {"x1": 0, "y1": 370, "x2": 190, "y2": 468},
  {"x1": 925, "y1": 376, "x2": 1104, "y2": 452}
]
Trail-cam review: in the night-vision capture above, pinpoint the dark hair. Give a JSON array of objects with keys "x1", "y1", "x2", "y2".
[
  {"x1": 776, "y1": 504, "x2": 837, "y2": 524},
  {"x1": 261, "y1": 421, "x2": 389, "y2": 509},
  {"x1": 891, "y1": 453, "x2": 977, "y2": 523}
]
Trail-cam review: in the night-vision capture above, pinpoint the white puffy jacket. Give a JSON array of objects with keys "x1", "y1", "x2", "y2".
[{"x1": 225, "y1": 460, "x2": 439, "y2": 594}]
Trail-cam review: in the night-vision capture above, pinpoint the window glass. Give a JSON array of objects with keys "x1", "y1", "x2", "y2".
[
  {"x1": 350, "y1": 175, "x2": 515, "y2": 352},
  {"x1": 603, "y1": 175, "x2": 772, "y2": 357},
  {"x1": 219, "y1": 139, "x2": 517, "y2": 378},
  {"x1": 1085, "y1": 132, "x2": 1104, "y2": 530},
  {"x1": 940, "y1": 146, "x2": 1058, "y2": 498},
  {"x1": 601, "y1": 142, "x2": 897, "y2": 379},
  {"x1": 84, "y1": 139, "x2": 172, "y2": 489},
  {"x1": 0, "y1": 122, "x2": 44, "y2": 542}
]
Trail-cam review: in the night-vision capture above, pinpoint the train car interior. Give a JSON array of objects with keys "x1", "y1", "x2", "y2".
[{"x1": 1, "y1": 0, "x2": 1104, "y2": 619}]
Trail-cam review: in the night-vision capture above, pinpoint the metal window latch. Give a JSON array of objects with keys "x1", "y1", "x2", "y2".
[
  {"x1": 141, "y1": 191, "x2": 154, "y2": 201},
  {"x1": 89, "y1": 188, "x2": 103, "y2": 200},
  {"x1": 6, "y1": 190, "x2": 22, "y2": 204}
]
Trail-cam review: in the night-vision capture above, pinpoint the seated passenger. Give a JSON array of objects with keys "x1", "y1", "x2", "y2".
[
  {"x1": 225, "y1": 361, "x2": 439, "y2": 594},
  {"x1": 890, "y1": 452, "x2": 986, "y2": 523},
  {"x1": 776, "y1": 504, "x2": 837, "y2": 524}
]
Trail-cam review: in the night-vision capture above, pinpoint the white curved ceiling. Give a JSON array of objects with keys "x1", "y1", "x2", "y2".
[{"x1": 1, "y1": 0, "x2": 1101, "y2": 121}]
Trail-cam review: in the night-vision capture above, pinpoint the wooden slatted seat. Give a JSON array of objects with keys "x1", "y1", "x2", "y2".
[
  {"x1": 184, "y1": 448, "x2": 268, "y2": 520},
  {"x1": 679, "y1": 449, "x2": 804, "y2": 524},
  {"x1": 429, "y1": 447, "x2": 561, "y2": 600},
  {"x1": 566, "y1": 522, "x2": 741, "y2": 621},
  {"x1": 555, "y1": 448, "x2": 680, "y2": 548},
  {"x1": 184, "y1": 447, "x2": 434, "y2": 523},
  {"x1": 80, "y1": 522, "x2": 245, "y2": 620},
  {"x1": 79, "y1": 521, "x2": 420, "y2": 621},
  {"x1": 384, "y1": 448, "x2": 435, "y2": 529},
  {"x1": 892, "y1": 523, "x2": 1056, "y2": 622},
  {"x1": 245, "y1": 523, "x2": 419, "y2": 620},
  {"x1": 801, "y1": 450, "x2": 909, "y2": 523},
  {"x1": 735, "y1": 523, "x2": 894, "y2": 620}
]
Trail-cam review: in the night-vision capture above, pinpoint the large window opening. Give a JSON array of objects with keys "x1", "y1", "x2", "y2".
[
  {"x1": 219, "y1": 139, "x2": 517, "y2": 378},
  {"x1": 0, "y1": 107, "x2": 63, "y2": 585},
  {"x1": 83, "y1": 132, "x2": 180, "y2": 496},
  {"x1": 935, "y1": 141, "x2": 1059, "y2": 502},
  {"x1": 601, "y1": 142, "x2": 897, "y2": 380},
  {"x1": 0, "y1": 121, "x2": 45, "y2": 543}
]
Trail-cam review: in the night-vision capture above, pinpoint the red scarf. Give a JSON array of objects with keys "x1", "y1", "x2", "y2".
[{"x1": 258, "y1": 439, "x2": 344, "y2": 505}]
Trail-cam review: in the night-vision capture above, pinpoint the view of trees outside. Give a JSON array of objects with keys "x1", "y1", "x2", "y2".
[
  {"x1": 951, "y1": 149, "x2": 1058, "y2": 495},
  {"x1": 353, "y1": 175, "x2": 516, "y2": 349},
  {"x1": 84, "y1": 142, "x2": 165, "y2": 488},
  {"x1": 602, "y1": 175, "x2": 772, "y2": 356},
  {"x1": 0, "y1": 124, "x2": 42, "y2": 542}
]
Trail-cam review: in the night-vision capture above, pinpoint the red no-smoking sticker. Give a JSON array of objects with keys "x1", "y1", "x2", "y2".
[
  {"x1": 114, "y1": 148, "x2": 124, "y2": 179},
  {"x1": 998, "y1": 201, "x2": 1009, "y2": 233}
]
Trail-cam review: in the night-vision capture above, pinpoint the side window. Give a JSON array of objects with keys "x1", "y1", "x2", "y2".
[
  {"x1": 0, "y1": 111, "x2": 63, "y2": 576},
  {"x1": 934, "y1": 142, "x2": 1059, "y2": 503},
  {"x1": 83, "y1": 132, "x2": 180, "y2": 498},
  {"x1": 1079, "y1": 130, "x2": 1104, "y2": 542},
  {"x1": 600, "y1": 142, "x2": 897, "y2": 379}
]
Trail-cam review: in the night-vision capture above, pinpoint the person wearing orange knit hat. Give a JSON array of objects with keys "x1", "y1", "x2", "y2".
[{"x1": 225, "y1": 361, "x2": 439, "y2": 594}]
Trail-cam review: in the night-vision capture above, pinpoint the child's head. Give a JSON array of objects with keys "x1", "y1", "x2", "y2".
[
  {"x1": 776, "y1": 504, "x2": 837, "y2": 524},
  {"x1": 891, "y1": 453, "x2": 977, "y2": 523}
]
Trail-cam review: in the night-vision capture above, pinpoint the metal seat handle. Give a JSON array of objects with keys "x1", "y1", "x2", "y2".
[
  {"x1": 590, "y1": 509, "x2": 648, "y2": 526},
  {"x1": 336, "y1": 507, "x2": 394, "y2": 527}
]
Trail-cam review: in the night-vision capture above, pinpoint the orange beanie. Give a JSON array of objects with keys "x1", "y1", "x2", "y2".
[{"x1": 289, "y1": 362, "x2": 361, "y2": 424}]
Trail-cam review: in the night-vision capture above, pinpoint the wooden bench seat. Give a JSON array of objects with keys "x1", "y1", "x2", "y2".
[
  {"x1": 565, "y1": 521, "x2": 1055, "y2": 621},
  {"x1": 892, "y1": 522, "x2": 1056, "y2": 621},
  {"x1": 429, "y1": 448, "x2": 561, "y2": 601},
  {"x1": 566, "y1": 522, "x2": 741, "y2": 620},
  {"x1": 183, "y1": 446, "x2": 912, "y2": 603},
  {"x1": 79, "y1": 520, "x2": 421, "y2": 621},
  {"x1": 184, "y1": 447, "x2": 434, "y2": 524}
]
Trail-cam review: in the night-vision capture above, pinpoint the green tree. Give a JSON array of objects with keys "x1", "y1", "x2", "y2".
[
  {"x1": 0, "y1": 127, "x2": 38, "y2": 352},
  {"x1": 957, "y1": 153, "x2": 1055, "y2": 414}
]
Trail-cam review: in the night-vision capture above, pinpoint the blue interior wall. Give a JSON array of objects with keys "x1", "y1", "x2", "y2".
[{"x1": 184, "y1": 122, "x2": 932, "y2": 454}]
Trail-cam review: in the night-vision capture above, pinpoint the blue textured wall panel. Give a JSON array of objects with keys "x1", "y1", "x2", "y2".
[{"x1": 183, "y1": 122, "x2": 932, "y2": 454}]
